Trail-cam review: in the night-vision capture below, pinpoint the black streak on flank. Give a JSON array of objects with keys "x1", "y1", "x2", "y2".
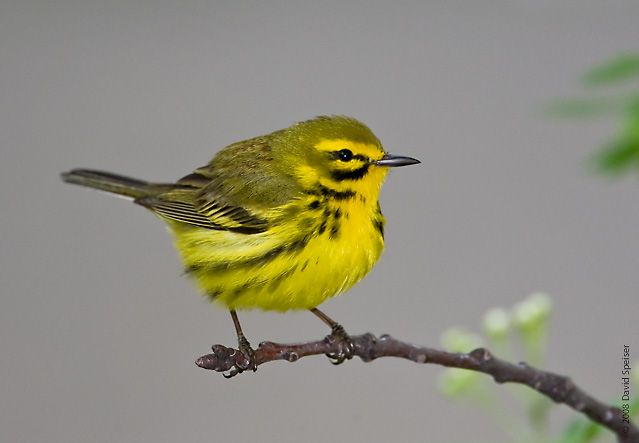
[
  {"x1": 256, "y1": 245, "x2": 286, "y2": 264},
  {"x1": 248, "y1": 238, "x2": 308, "y2": 267},
  {"x1": 268, "y1": 265, "x2": 298, "y2": 291},
  {"x1": 207, "y1": 287, "x2": 223, "y2": 299},
  {"x1": 229, "y1": 277, "x2": 268, "y2": 300},
  {"x1": 330, "y1": 164, "x2": 370, "y2": 182},
  {"x1": 374, "y1": 218, "x2": 385, "y2": 239},
  {"x1": 186, "y1": 236, "x2": 309, "y2": 273},
  {"x1": 232, "y1": 285, "x2": 244, "y2": 298},
  {"x1": 329, "y1": 224, "x2": 340, "y2": 240},
  {"x1": 289, "y1": 237, "x2": 310, "y2": 252},
  {"x1": 228, "y1": 277, "x2": 268, "y2": 302}
]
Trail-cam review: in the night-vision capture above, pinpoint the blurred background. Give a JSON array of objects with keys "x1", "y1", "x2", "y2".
[{"x1": 2, "y1": 1, "x2": 638, "y2": 442}]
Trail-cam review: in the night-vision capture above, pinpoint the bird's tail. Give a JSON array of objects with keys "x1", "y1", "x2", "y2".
[{"x1": 61, "y1": 169, "x2": 173, "y2": 200}]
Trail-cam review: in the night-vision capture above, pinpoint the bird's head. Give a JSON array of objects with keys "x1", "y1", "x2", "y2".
[{"x1": 280, "y1": 115, "x2": 420, "y2": 202}]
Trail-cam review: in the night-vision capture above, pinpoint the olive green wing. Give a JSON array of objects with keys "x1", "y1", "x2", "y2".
[
  {"x1": 135, "y1": 169, "x2": 270, "y2": 233},
  {"x1": 135, "y1": 137, "x2": 301, "y2": 233}
]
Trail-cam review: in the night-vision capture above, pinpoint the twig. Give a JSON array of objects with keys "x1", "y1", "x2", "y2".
[{"x1": 195, "y1": 333, "x2": 639, "y2": 443}]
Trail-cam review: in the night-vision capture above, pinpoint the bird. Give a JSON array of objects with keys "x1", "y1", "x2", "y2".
[{"x1": 61, "y1": 115, "x2": 419, "y2": 373}]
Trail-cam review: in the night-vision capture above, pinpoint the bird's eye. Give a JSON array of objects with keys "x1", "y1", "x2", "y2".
[{"x1": 335, "y1": 149, "x2": 354, "y2": 162}]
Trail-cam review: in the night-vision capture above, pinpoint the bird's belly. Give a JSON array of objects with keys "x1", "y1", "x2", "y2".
[{"x1": 172, "y1": 212, "x2": 385, "y2": 311}]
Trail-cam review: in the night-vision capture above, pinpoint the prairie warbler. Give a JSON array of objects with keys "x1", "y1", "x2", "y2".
[{"x1": 62, "y1": 115, "x2": 419, "y2": 371}]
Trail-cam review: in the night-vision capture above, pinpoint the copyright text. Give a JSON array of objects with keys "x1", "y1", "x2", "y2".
[{"x1": 621, "y1": 344, "x2": 631, "y2": 434}]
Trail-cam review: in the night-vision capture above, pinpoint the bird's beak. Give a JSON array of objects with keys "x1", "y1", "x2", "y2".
[{"x1": 372, "y1": 154, "x2": 420, "y2": 167}]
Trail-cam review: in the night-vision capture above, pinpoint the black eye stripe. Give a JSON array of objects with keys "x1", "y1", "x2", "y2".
[{"x1": 330, "y1": 164, "x2": 370, "y2": 181}]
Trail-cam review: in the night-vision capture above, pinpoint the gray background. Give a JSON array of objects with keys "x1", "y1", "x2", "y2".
[{"x1": 2, "y1": 1, "x2": 638, "y2": 442}]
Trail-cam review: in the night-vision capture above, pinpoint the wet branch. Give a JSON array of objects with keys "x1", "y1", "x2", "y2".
[{"x1": 196, "y1": 333, "x2": 638, "y2": 442}]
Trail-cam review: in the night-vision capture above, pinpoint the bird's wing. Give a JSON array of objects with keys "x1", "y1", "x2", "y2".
[
  {"x1": 135, "y1": 166, "x2": 270, "y2": 234},
  {"x1": 135, "y1": 135, "x2": 303, "y2": 233}
]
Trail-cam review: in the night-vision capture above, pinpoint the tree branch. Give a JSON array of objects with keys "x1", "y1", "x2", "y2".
[{"x1": 196, "y1": 333, "x2": 638, "y2": 442}]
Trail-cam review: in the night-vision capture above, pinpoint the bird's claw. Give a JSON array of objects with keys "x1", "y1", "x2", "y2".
[
  {"x1": 325, "y1": 324, "x2": 354, "y2": 365},
  {"x1": 224, "y1": 336, "x2": 257, "y2": 378}
]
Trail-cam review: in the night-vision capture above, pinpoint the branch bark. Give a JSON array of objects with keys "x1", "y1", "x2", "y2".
[{"x1": 196, "y1": 333, "x2": 638, "y2": 443}]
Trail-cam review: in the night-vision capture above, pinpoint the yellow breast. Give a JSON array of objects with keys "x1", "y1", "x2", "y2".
[{"x1": 171, "y1": 193, "x2": 385, "y2": 312}]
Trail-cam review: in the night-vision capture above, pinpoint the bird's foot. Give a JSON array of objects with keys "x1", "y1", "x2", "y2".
[
  {"x1": 224, "y1": 335, "x2": 257, "y2": 378},
  {"x1": 325, "y1": 323, "x2": 354, "y2": 365}
]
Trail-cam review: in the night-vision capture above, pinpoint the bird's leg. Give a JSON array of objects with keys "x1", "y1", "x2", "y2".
[
  {"x1": 309, "y1": 308, "x2": 354, "y2": 364},
  {"x1": 226, "y1": 310, "x2": 257, "y2": 377}
]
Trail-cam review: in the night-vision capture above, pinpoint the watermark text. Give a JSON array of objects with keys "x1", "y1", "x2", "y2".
[{"x1": 621, "y1": 344, "x2": 631, "y2": 434}]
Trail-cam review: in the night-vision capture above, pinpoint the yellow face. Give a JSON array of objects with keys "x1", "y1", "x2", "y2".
[{"x1": 294, "y1": 138, "x2": 389, "y2": 207}]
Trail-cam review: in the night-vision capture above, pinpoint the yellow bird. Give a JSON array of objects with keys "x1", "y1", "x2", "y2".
[{"x1": 62, "y1": 115, "x2": 419, "y2": 371}]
